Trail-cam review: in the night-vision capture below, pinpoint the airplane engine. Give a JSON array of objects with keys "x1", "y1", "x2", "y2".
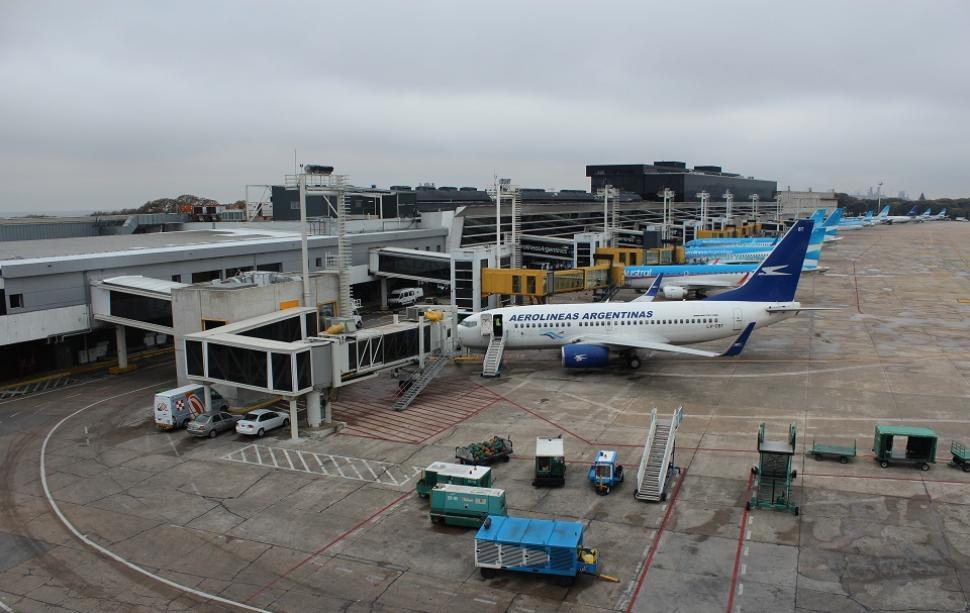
[
  {"x1": 662, "y1": 286, "x2": 687, "y2": 300},
  {"x1": 561, "y1": 344, "x2": 610, "y2": 369}
]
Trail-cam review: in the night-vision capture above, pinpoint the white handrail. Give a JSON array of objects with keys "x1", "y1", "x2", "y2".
[
  {"x1": 656, "y1": 406, "x2": 684, "y2": 498},
  {"x1": 636, "y1": 408, "x2": 658, "y2": 491}
]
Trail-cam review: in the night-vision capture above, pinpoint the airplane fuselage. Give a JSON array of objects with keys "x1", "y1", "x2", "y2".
[{"x1": 458, "y1": 301, "x2": 797, "y2": 351}]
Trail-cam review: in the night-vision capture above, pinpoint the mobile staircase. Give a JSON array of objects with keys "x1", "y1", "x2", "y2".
[
  {"x1": 481, "y1": 335, "x2": 506, "y2": 378},
  {"x1": 634, "y1": 406, "x2": 684, "y2": 502},
  {"x1": 748, "y1": 423, "x2": 799, "y2": 515},
  {"x1": 391, "y1": 354, "x2": 451, "y2": 412}
]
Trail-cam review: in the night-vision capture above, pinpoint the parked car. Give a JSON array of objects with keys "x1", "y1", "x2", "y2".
[
  {"x1": 388, "y1": 287, "x2": 424, "y2": 308},
  {"x1": 186, "y1": 411, "x2": 241, "y2": 438},
  {"x1": 235, "y1": 409, "x2": 289, "y2": 437}
]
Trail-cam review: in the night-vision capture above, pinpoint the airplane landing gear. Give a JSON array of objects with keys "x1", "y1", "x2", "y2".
[{"x1": 626, "y1": 353, "x2": 642, "y2": 369}]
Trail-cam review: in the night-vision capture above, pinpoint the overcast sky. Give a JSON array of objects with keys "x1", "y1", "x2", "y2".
[{"x1": 1, "y1": 0, "x2": 968, "y2": 213}]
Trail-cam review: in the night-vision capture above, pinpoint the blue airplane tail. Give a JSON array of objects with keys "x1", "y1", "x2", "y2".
[
  {"x1": 823, "y1": 208, "x2": 843, "y2": 227},
  {"x1": 705, "y1": 220, "x2": 812, "y2": 303},
  {"x1": 878, "y1": 205, "x2": 890, "y2": 217},
  {"x1": 809, "y1": 208, "x2": 827, "y2": 224},
  {"x1": 908, "y1": 206, "x2": 919, "y2": 216}
]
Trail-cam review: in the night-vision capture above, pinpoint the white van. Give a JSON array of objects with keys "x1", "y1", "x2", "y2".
[
  {"x1": 388, "y1": 287, "x2": 424, "y2": 308},
  {"x1": 154, "y1": 384, "x2": 228, "y2": 430}
]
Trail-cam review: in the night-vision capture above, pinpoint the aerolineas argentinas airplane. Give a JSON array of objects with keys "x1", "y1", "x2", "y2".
[{"x1": 458, "y1": 219, "x2": 819, "y2": 370}]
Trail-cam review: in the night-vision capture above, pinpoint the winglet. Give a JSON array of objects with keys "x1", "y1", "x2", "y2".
[
  {"x1": 721, "y1": 322, "x2": 756, "y2": 357},
  {"x1": 632, "y1": 273, "x2": 663, "y2": 302}
]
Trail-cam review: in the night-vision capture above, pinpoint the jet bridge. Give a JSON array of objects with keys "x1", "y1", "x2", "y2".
[
  {"x1": 183, "y1": 304, "x2": 457, "y2": 436},
  {"x1": 91, "y1": 275, "x2": 186, "y2": 335}
]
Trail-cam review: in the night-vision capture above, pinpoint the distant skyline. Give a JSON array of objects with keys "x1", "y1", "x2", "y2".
[{"x1": 1, "y1": 0, "x2": 968, "y2": 213}]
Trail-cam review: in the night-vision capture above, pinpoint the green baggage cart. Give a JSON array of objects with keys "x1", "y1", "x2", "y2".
[
  {"x1": 872, "y1": 425, "x2": 937, "y2": 471},
  {"x1": 429, "y1": 484, "x2": 506, "y2": 527},
  {"x1": 948, "y1": 441, "x2": 970, "y2": 472},
  {"x1": 533, "y1": 436, "x2": 566, "y2": 487}
]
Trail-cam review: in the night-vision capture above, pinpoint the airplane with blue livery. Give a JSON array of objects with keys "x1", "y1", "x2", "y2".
[
  {"x1": 685, "y1": 208, "x2": 827, "y2": 249},
  {"x1": 684, "y1": 224, "x2": 825, "y2": 268},
  {"x1": 883, "y1": 205, "x2": 920, "y2": 224},
  {"x1": 458, "y1": 220, "x2": 827, "y2": 370}
]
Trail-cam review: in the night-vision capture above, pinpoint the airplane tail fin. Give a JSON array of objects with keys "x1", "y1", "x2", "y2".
[
  {"x1": 704, "y1": 220, "x2": 812, "y2": 303},
  {"x1": 823, "y1": 208, "x2": 843, "y2": 227},
  {"x1": 631, "y1": 273, "x2": 663, "y2": 302},
  {"x1": 878, "y1": 205, "x2": 890, "y2": 218},
  {"x1": 809, "y1": 208, "x2": 827, "y2": 224},
  {"x1": 908, "y1": 206, "x2": 919, "y2": 216}
]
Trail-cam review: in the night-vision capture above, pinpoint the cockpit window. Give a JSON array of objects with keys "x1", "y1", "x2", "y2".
[{"x1": 459, "y1": 318, "x2": 478, "y2": 328}]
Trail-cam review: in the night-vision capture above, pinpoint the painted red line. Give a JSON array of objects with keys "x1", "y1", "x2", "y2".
[
  {"x1": 803, "y1": 471, "x2": 970, "y2": 485},
  {"x1": 725, "y1": 470, "x2": 755, "y2": 613},
  {"x1": 338, "y1": 429, "x2": 419, "y2": 444},
  {"x1": 416, "y1": 397, "x2": 503, "y2": 445},
  {"x1": 625, "y1": 467, "x2": 688, "y2": 613},
  {"x1": 245, "y1": 490, "x2": 411, "y2": 603},
  {"x1": 492, "y1": 392, "x2": 593, "y2": 445},
  {"x1": 335, "y1": 403, "x2": 453, "y2": 430}
]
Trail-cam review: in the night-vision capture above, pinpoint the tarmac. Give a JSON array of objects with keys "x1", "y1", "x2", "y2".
[{"x1": 1, "y1": 221, "x2": 970, "y2": 612}]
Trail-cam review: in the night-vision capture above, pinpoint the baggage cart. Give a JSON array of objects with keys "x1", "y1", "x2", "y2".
[
  {"x1": 872, "y1": 425, "x2": 937, "y2": 471},
  {"x1": 415, "y1": 462, "x2": 492, "y2": 498},
  {"x1": 948, "y1": 440, "x2": 970, "y2": 472},
  {"x1": 455, "y1": 436, "x2": 513, "y2": 465},
  {"x1": 533, "y1": 436, "x2": 566, "y2": 487},
  {"x1": 808, "y1": 438, "x2": 856, "y2": 464}
]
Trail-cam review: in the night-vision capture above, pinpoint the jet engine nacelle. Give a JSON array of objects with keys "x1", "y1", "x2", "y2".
[
  {"x1": 561, "y1": 344, "x2": 610, "y2": 369},
  {"x1": 662, "y1": 285, "x2": 687, "y2": 300}
]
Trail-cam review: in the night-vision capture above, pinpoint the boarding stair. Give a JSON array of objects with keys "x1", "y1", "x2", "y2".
[
  {"x1": 390, "y1": 354, "x2": 450, "y2": 412},
  {"x1": 481, "y1": 335, "x2": 506, "y2": 378},
  {"x1": 635, "y1": 406, "x2": 684, "y2": 502}
]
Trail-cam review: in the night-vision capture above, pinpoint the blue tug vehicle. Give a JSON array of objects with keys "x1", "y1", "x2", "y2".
[{"x1": 587, "y1": 450, "x2": 624, "y2": 495}]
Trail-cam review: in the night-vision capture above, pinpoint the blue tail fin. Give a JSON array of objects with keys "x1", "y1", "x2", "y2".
[
  {"x1": 908, "y1": 206, "x2": 919, "y2": 216},
  {"x1": 823, "y1": 208, "x2": 843, "y2": 227},
  {"x1": 704, "y1": 220, "x2": 812, "y2": 303},
  {"x1": 878, "y1": 205, "x2": 890, "y2": 217},
  {"x1": 809, "y1": 208, "x2": 827, "y2": 224}
]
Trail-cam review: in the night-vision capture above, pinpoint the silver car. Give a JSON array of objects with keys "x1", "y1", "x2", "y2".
[{"x1": 186, "y1": 411, "x2": 241, "y2": 438}]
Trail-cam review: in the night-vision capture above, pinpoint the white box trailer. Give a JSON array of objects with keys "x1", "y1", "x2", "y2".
[{"x1": 154, "y1": 384, "x2": 226, "y2": 430}]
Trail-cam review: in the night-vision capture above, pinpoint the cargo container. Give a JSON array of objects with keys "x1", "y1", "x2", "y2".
[
  {"x1": 429, "y1": 484, "x2": 506, "y2": 527},
  {"x1": 474, "y1": 516, "x2": 600, "y2": 586},
  {"x1": 533, "y1": 436, "x2": 566, "y2": 487},
  {"x1": 415, "y1": 462, "x2": 492, "y2": 498}
]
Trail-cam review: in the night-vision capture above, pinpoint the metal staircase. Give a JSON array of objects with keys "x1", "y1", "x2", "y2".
[
  {"x1": 635, "y1": 407, "x2": 684, "y2": 502},
  {"x1": 481, "y1": 335, "x2": 506, "y2": 377},
  {"x1": 390, "y1": 355, "x2": 450, "y2": 412},
  {"x1": 748, "y1": 423, "x2": 798, "y2": 515}
]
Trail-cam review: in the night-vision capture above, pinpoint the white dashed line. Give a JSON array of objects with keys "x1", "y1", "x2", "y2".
[
  {"x1": 336, "y1": 567, "x2": 353, "y2": 574},
  {"x1": 745, "y1": 530, "x2": 751, "y2": 540},
  {"x1": 737, "y1": 583, "x2": 744, "y2": 595},
  {"x1": 741, "y1": 563, "x2": 746, "y2": 575},
  {"x1": 474, "y1": 598, "x2": 496, "y2": 605},
  {"x1": 743, "y1": 545, "x2": 749, "y2": 557}
]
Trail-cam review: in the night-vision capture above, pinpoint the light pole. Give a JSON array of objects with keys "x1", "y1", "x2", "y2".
[
  {"x1": 750, "y1": 194, "x2": 760, "y2": 218},
  {"x1": 877, "y1": 181, "x2": 883, "y2": 212},
  {"x1": 723, "y1": 190, "x2": 734, "y2": 221},
  {"x1": 696, "y1": 191, "x2": 710, "y2": 229},
  {"x1": 661, "y1": 188, "x2": 675, "y2": 240}
]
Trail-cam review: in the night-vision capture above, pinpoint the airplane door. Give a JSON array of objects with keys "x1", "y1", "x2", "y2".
[
  {"x1": 480, "y1": 314, "x2": 492, "y2": 337},
  {"x1": 733, "y1": 308, "x2": 743, "y2": 330},
  {"x1": 492, "y1": 314, "x2": 504, "y2": 338}
]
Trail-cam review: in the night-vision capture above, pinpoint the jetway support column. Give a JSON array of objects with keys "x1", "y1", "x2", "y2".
[
  {"x1": 307, "y1": 389, "x2": 322, "y2": 427},
  {"x1": 115, "y1": 325, "x2": 128, "y2": 370},
  {"x1": 289, "y1": 398, "x2": 299, "y2": 441},
  {"x1": 380, "y1": 278, "x2": 389, "y2": 310},
  {"x1": 204, "y1": 384, "x2": 212, "y2": 412}
]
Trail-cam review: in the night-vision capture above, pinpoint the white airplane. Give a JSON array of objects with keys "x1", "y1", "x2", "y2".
[
  {"x1": 883, "y1": 205, "x2": 920, "y2": 224},
  {"x1": 458, "y1": 220, "x2": 823, "y2": 370}
]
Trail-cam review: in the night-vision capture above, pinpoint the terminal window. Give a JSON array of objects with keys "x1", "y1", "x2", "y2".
[{"x1": 9, "y1": 293, "x2": 23, "y2": 308}]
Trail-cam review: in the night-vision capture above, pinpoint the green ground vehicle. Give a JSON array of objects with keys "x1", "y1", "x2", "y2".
[
  {"x1": 533, "y1": 436, "x2": 566, "y2": 487},
  {"x1": 948, "y1": 440, "x2": 970, "y2": 472},
  {"x1": 416, "y1": 462, "x2": 492, "y2": 498},
  {"x1": 872, "y1": 425, "x2": 937, "y2": 471},
  {"x1": 429, "y1": 484, "x2": 506, "y2": 527},
  {"x1": 808, "y1": 438, "x2": 857, "y2": 464}
]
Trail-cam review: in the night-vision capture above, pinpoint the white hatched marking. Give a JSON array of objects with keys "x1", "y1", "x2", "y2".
[
  {"x1": 221, "y1": 444, "x2": 421, "y2": 488},
  {"x1": 737, "y1": 583, "x2": 743, "y2": 595},
  {"x1": 741, "y1": 563, "x2": 746, "y2": 575},
  {"x1": 314, "y1": 454, "x2": 329, "y2": 475},
  {"x1": 346, "y1": 458, "x2": 364, "y2": 480}
]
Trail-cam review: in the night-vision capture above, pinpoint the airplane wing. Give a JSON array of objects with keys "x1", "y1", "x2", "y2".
[
  {"x1": 630, "y1": 273, "x2": 663, "y2": 302},
  {"x1": 571, "y1": 322, "x2": 756, "y2": 358},
  {"x1": 765, "y1": 305, "x2": 842, "y2": 313}
]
